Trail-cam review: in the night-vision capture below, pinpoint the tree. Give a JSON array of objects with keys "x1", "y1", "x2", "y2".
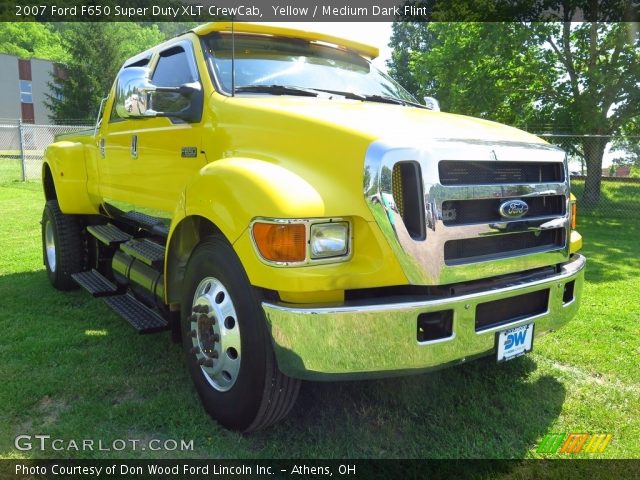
[
  {"x1": 45, "y1": 23, "x2": 123, "y2": 122},
  {"x1": 45, "y1": 23, "x2": 164, "y2": 123},
  {"x1": 388, "y1": 21, "x2": 640, "y2": 204},
  {"x1": 611, "y1": 119, "x2": 640, "y2": 172},
  {"x1": 0, "y1": 22, "x2": 68, "y2": 62}
]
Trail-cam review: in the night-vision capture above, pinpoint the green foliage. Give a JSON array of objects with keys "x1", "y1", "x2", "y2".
[
  {"x1": 45, "y1": 23, "x2": 164, "y2": 123},
  {"x1": 153, "y1": 22, "x2": 200, "y2": 39},
  {"x1": 0, "y1": 22, "x2": 68, "y2": 62},
  {"x1": 611, "y1": 120, "x2": 640, "y2": 168},
  {"x1": 388, "y1": 21, "x2": 640, "y2": 204}
]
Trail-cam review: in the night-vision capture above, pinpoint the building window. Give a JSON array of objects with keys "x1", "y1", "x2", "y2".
[{"x1": 20, "y1": 80, "x2": 33, "y2": 103}]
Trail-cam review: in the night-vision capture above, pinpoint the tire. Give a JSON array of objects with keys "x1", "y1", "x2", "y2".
[
  {"x1": 41, "y1": 200, "x2": 85, "y2": 290},
  {"x1": 181, "y1": 235, "x2": 301, "y2": 432}
]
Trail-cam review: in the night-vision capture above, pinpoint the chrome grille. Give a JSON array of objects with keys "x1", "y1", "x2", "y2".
[
  {"x1": 439, "y1": 161, "x2": 564, "y2": 185},
  {"x1": 444, "y1": 228, "x2": 565, "y2": 265},
  {"x1": 364, "y1": 139, "x2": 571, "y2": 285},
  {"x1": 441, "y1": 195, "x2": 565, "y2": 226}
]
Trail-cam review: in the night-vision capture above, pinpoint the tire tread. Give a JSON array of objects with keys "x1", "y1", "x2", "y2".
[{"x1": 43, "y1": 200, "x2": 85, "y2": 290}]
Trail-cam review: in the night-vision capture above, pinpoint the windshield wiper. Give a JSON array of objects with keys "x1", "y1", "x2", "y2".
[
  {"x1": 361, "y1": 94, "x2": 426, "y2": 109},
  {"x1": 234, "y1": 85, "x2": 426, "y2": 108},
  {"x1": 307, "y1": 88, "x2": 366, "y2": 100},
  {"x1": 233, "y1": 85, "x2": 318, "y2": 97}
]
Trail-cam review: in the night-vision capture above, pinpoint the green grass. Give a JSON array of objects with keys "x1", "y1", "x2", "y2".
[
  {"x1": 571, "y1": 179, "x2": 640, "y2": 219},
  {"x1": 0, "y1": 181, "x2": 638, "y2": 465},
  {"x1": 0, "y1": 160, "x2": 23, "y2": 183}
]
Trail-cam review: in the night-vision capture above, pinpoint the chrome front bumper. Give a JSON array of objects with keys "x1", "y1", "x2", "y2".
[{"x1": 262, "y1": 254, "x2": 586, "y2": 380}]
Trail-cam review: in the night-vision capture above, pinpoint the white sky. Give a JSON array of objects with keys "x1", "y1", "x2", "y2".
[{"x1": 263, "y1": 22, "x2": 393, "y2": 70}]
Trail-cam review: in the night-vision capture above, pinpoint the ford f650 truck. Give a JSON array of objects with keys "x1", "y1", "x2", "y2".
[{"x1": 41, "y1": 22, "x2": 585, "y2": 432}]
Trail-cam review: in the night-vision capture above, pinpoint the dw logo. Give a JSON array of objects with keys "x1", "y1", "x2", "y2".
[{"x1": 504, "y1": 329, "x2": 528, "y2": 350}]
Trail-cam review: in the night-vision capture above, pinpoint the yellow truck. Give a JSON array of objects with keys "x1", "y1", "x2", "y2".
[{"x1": 41, "y1": 22, "x2": 585, "y2": 432}]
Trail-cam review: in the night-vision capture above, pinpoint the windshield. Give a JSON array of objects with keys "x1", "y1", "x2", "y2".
[{"x1": 202, "y1": 33, "x2": 418, "y2": 103}]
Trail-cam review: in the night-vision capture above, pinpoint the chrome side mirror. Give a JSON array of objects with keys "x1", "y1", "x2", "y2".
[
  {"x1": 114, "y1": 67, "x2": 202, "y2": 122},
  {"x1": 423, "y1": 96, "x2": 440, "y2": 111}
]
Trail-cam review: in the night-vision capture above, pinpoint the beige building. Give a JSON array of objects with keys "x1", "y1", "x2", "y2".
[{"x1": 0, "y1": 54, "x2": 62, "y2": 124}]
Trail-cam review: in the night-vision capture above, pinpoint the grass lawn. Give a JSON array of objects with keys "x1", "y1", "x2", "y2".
[
  {"x1": 0, "y1": 181, "x2": 638, "y2": 466},
  {"x1": 0, "y1": 160, "x2": 23, "y2": 183}
]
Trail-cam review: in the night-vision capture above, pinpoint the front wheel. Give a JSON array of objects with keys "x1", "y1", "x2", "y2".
[{"x1": 181, "y1": 236, "x2": 300, "y2": 432}]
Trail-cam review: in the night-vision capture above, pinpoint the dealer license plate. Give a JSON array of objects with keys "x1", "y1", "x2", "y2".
[{"x1": 496, "y1": 323, "x2": 534, "y2": 362}]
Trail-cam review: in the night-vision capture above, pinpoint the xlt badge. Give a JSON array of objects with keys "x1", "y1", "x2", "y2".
[{"x1": 181, "y1": 147, "x2": 197, "y2": 158}]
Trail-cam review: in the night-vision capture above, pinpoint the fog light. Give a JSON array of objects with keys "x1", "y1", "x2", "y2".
[{"x1": 310, "y1": 222, "x2": 349, "y2": 259}]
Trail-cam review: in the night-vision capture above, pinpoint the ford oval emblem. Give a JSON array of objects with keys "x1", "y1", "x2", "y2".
[{"x1": 499, "y1": 199, "x2": 529, "y2": 219}]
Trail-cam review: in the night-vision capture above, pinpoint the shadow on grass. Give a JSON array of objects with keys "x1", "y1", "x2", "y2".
[
  {"x1": 2, "y1": 270, "x2": 565, "y2": 461},
  {"x1": 253, "y1": 356, "x2": 565, "y2": 459}
]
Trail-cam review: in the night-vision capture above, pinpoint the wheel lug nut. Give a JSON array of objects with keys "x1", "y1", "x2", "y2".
[
  {"x1": 198, "y1": 357, "x2": 214, "y2": 367},
  {"x1": 212, "y1": 333, "x2": 220, "y2": 342},
  {"x1": 210, "y1": 351, "x2": 219, "y2": 359}
]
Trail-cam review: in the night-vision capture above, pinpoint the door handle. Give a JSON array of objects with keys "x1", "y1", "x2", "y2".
[{"x1": 130, "y1": 135, "x2": 138, "y2": 159}]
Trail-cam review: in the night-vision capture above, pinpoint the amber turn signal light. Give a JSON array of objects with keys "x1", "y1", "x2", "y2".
[
  {"x1": 571, "y1": 202, "x2": 577, "y2": 229},
  {"x1": 252, "y1": 223, "x2": 306, "y2": 262}
]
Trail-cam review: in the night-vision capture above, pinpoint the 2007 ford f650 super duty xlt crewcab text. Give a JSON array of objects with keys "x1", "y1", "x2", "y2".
[{"x1": 40, "y1": 22, "x2": 585, "y2": 432}]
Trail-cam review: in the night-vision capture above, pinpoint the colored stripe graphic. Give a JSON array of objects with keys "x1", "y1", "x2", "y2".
[
  {"x1": 537, "y1": 433, "x2": 566, "y2": 454},
  {"x1": 583, "y1": 434, "x2": 613, "y2": 453},
  {"x1": 560, "y1": 433, "x2": 589, "y2": 453},
  {"x1": 537, "y1": 433, "x2": 613, "y2": 454}
]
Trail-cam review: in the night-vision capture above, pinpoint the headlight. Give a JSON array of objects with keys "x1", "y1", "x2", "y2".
[{"x1": 310, "y1": 222, "x2": 349, "y2": 259}]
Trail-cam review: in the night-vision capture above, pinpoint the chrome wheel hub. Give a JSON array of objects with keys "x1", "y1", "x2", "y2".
[
  {"x1": 190, "y1": 277, "x2": 240, "y2": 392},
  {"x1": 45, "y1": 220, "x2": 56, "y2": 273}
]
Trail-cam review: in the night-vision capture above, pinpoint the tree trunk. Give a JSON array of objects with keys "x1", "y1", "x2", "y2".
[{"x1": 582, "y1": 136, "x2": 608, "y2": 206}]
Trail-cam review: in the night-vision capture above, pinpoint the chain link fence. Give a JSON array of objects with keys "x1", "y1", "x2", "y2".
[
  {"x1": 0, "y1": 120, "x2": 92, "y2": 182},
  {"x1": 1, "y1": 124, "x2": 637, "y2": 221},
  {"x1": 538, "y1": 134, "x2": 639, "y2": 220}
]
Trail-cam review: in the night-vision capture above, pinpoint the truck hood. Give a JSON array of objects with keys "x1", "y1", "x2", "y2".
[
  {"x1": 224, "y1": 95, "x2": 545, "y2": 146},
  {"x1": 208, "y1": 95, "x2": 557, "y2": 228}
]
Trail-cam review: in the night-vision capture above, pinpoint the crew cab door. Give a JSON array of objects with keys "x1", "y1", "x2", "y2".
[{"x1": 99, "y1": 40, "x2": 206, "y2": 217}]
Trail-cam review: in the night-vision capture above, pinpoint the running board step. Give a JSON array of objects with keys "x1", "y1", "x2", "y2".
[
  {"x1": 72, "y1": 269, "x2": 120, "y2": 297},
  {"x1": 103, "y1": 293, "x2": 169, "y2": 334},
  {"x1": 87, "y1": 224, "x2": 132, "y2": 246},
  {"x1": 120, "y1": 238, "x2": 165, "y2": 270},
  {"x1": 121, "y1": 211, "x2": 168, "y2": 237}
]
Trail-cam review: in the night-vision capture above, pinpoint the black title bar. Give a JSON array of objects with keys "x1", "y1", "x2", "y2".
[
  {"x1": 3, "y1": 0, "x2": 639, "y2": 22},
  {"x1": 2, "y1": 459, "x2": 640, "y2": 480}
]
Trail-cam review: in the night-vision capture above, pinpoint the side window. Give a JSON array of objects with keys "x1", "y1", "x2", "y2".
[
  {"x1": 151, "y1": 46, "x2": 198, "y2": 113},
  {"x1": 152, "y1": 47, "x2": 197, "y2": 86}
]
